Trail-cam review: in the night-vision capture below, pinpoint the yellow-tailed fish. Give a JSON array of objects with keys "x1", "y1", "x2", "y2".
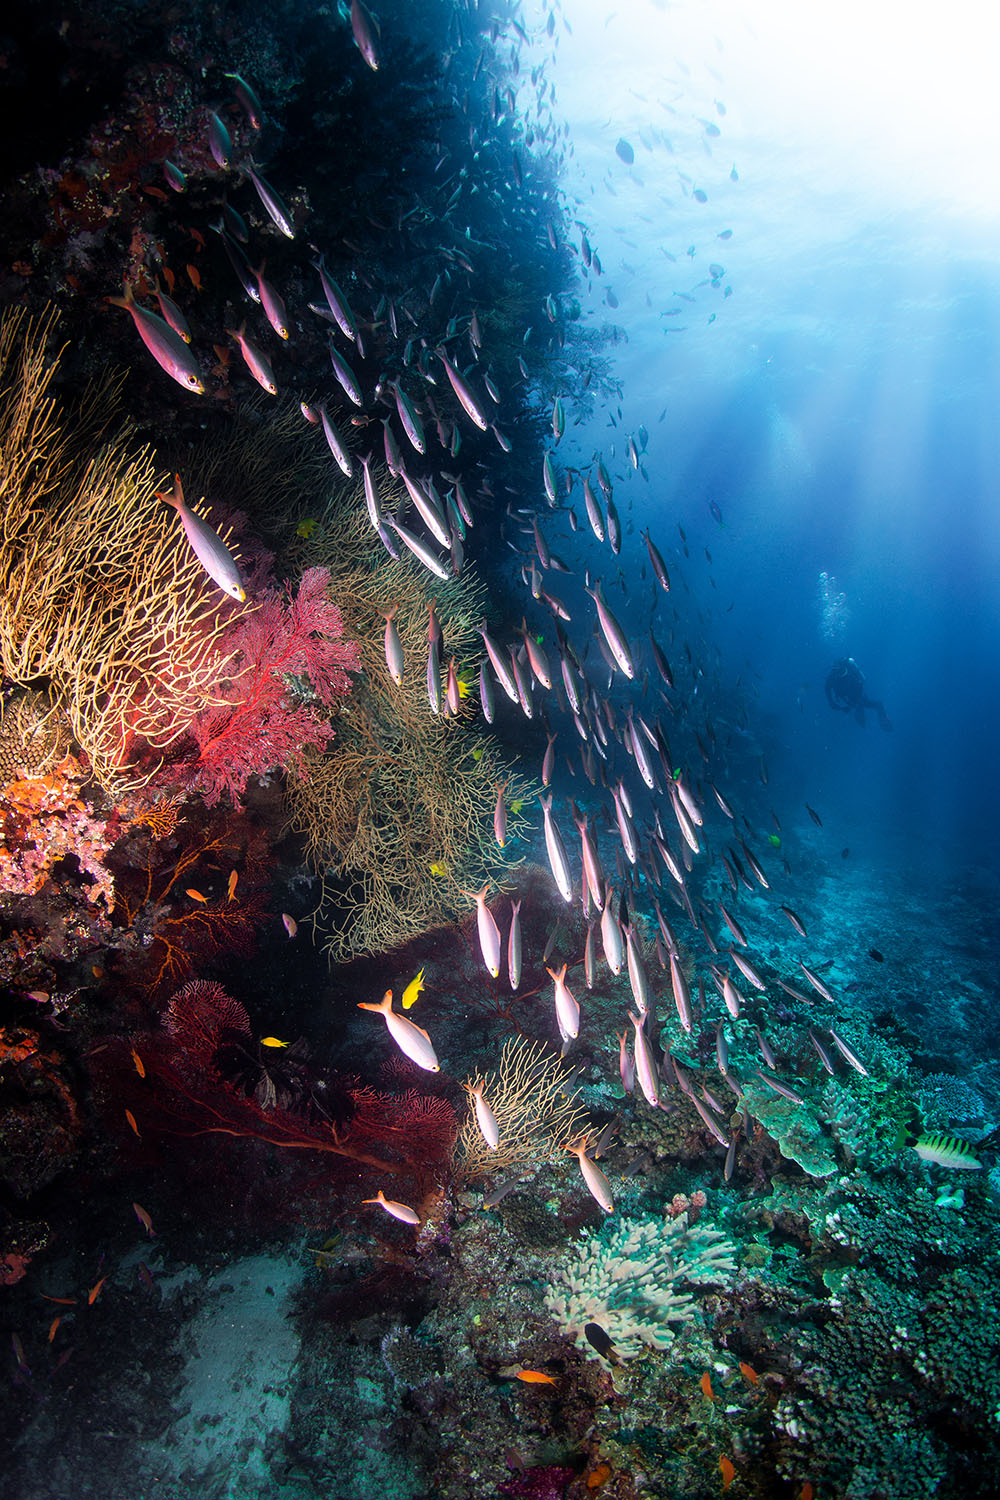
[
  {"x1": 260, "y1": 1036, "x2": 290, "y2": 1049},
  {"x1": 158, "y1": 476, "x2": 247, "y2": 601},
  {"x1": 357, "y1": 990, "x2": 440, "y2": 1072},
  {"x1": 362, "y1": 1189, "x2": 419, "y2": 1224}
]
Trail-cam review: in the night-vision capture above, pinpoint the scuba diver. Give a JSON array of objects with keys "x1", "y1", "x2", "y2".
[{"x1": 825, "y1": 657, "x2": 893, "y2": 730}]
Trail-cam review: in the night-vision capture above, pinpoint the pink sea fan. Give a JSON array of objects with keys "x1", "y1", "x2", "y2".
[{"x1": 159, "y1": 567, "x2": 361, "y2": 805}]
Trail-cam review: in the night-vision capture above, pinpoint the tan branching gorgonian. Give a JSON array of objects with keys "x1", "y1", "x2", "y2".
[
  {"x1": 454, "y1": 1036, "x2": 590, "y2": 1184},
  {"x1": 0, "y1": 308, "x2": 255, "y2": 791},
  {"x1": 284, "y1": 490, "x2": 535, "y2": 963}
]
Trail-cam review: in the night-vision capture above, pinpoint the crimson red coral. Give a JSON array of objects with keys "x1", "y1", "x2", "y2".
[
  {"x1": 165, "y1": 980, "x2": 251, "y2": 1060},
  {"x1": 160, "y1": 567, "x2": 360, "y2": 805}
]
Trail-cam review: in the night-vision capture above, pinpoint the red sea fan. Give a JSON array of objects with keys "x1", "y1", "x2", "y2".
[
  {"x1": 167, "y1": 567, "x2": 361, "y2": 805},
  {"x1": 164, "y1": 979, "x2": 252, "y2": 1061}
]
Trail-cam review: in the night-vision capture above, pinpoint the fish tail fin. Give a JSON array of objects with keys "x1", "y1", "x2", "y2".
[
  {"x1": 156, "y1": 475, "x2": 184, "y2": 509},
  {"x1": 106, "y1": 284, "x2": 136, "y2": 310},
  {"x1": 358, "y1": 989, "x2": 393, "y2": 1014}
]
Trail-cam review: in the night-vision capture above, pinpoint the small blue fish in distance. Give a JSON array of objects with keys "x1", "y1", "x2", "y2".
[
  {"x1": 153, "y1": 279, "x2": 191, "y2": 344},
  {"x1": 228, "y1": 324, "x2": 277, "y2": 394},
  {"x1": 208, "y1": 111, "x2": 232, "y2": 170},
  {"x1": 225, "y1": 72, "x2": 263, "y2": 129},
  {"x1": 157, "y1": 476, "x2": 247, "y2": 601},
  {"x1": 244, "y1": 159, "x2": 295, "y2": 238},
  {"x1": 350, "y1": 0, "x2": 380, "y2": 71},
  {"x1": 108, "y1": 283, "x2": 205, "y2": 394},
  {"x1": 163, "y1": 159, "x2": 186, "y2": 193}
]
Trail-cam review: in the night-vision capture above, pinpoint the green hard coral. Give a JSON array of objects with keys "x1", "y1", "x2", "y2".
[{"x1": 544, "y1": 1210, "x2": 738, "y2": 1365}]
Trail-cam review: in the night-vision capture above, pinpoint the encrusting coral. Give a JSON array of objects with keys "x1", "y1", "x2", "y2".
[
  {"x1": 0, "y1": 755, "x2": 116, "y2": 907},
  {"x1": 545, "y1": 1209, "x2": 738, "y2": 1366}
]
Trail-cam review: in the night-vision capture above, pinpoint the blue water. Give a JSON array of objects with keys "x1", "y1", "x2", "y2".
[{"x1": 523, "y1": 0, "x2": 1000, "y2": 878}]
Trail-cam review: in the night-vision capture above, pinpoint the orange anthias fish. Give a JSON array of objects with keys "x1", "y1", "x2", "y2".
[
  {"x1": 799, "y1": 1486, "x2": 814, "y2": 1500},
  {"x1": 162, "y1": 265, "x2": 176, "y2": 293},
  {"x1": 515, "y1": 1369, "x2": 557, "y2": 1386},
  {"x1": 132, "y1": 1201, "x2": 155, "y2": 1237},
  {"x1": 739, "y1": 1360, "x2": 760, "y2": 1385},
  {"x1": 124, "y1": 1108, "x2": 141, "y2": 1137},
  {"x1": 719, "y1": 1455, "x2": 736, "y2": 1491},
  {"x1": 227, "y1": 869, "x2": 238, "y2": 901},
  {"x1": 47, "y1": 1316, "x2": 61, "y2": 1343},
  {"x1": 700, "y1": 1370, "x2": 716, "y2": 1401},
  {"x1": 88, "y1": 1276, "x2": 107, "y2": 1305},
  {"x1": 186, "y1": 263, "x2": 202, "y2": 291},
  {"x1": 130, "y1": 1046, "x2": 145, "y2": 1078},
  {"x1": 185, "y1": 887, "x2": 208, "y2": 903}
]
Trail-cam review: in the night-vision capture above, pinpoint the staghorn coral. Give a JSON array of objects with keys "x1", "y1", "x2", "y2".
[
  {"x1": 545, "y1": 1209, "x2": 738, "y2": 1366},
  {"x1": 0, "y1": 307, "x2": 256, "y2": 791},
  {"x1": 454, "y1": 1035, "x2": 589, "y2": 1184}
]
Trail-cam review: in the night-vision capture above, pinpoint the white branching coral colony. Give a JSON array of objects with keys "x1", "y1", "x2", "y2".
[{"x1": 545, "y1": 1211, "x2": 738, "y2": 1364}]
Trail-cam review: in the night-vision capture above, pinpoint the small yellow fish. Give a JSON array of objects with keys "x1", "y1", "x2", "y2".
[
  {"x1": 260, "y1": 1036, "x2": 289, "y2": 1049},
  {"x1": 510, "y1": 799, "x2": 524, "y2": 814},
  {"x1": 401, "y1": 968, "x2": 425, "y2": 1010},
  {"x1": 297, "y1": 517, "x2": 319, "y2": 539},
  {"x1": 472, "y1": 746, "x2": 484, "y2": 761},
  {"x1": 429, "y1": 860, "x2": 449, "y2": 878},
  {"x1": 227, "y1": 869, "x2": 238, "y2": 901}
]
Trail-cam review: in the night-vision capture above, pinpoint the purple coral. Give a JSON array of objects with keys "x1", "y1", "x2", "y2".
[{"x1": 499, "y1": 1465, "x2": 575, "y2": 1500}]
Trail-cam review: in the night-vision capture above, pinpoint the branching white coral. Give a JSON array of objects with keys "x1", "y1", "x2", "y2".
[{"x1": 545, "y1": 1211, "x2": 737, "y2": 1364}]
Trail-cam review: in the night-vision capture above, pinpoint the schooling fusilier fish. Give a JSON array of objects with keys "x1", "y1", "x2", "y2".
[
  {"x1": 157, "y1": 476, "x2": 246, "y2": 601},
  {"x1": 108, "y1": 284, "x2": 205, "y2": 393}
]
